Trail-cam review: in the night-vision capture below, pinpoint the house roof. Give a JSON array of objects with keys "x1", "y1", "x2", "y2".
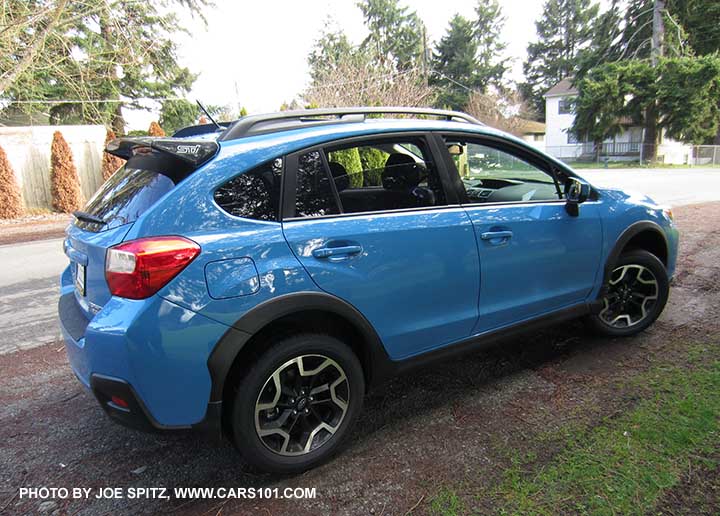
[
  {"x1": 544, "y1": 78, "x2": 578, "y2": 98},
  {"x1": 516, "y1": 118, "x2": 546, "y2": 134}
]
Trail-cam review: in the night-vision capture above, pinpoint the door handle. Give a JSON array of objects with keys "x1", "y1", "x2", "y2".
[
  {"x1": 480, "y1": 230, "x2": 513, "y2": 241},
  {"x1": 312, "y1": 245, "x2": 363, "y2": 259}
]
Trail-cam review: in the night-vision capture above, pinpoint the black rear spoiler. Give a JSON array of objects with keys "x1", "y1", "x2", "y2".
[{"x1": 105, "y1": 137, "x2": 220, "y2": 168}]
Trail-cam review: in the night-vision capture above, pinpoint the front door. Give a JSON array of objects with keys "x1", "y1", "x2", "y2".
[
  {"x1": 442, "y1": 136, "x2": 603, "y2": 334},
  {"x1": 281, "y1": 136, "x2": 480, "y2": 360}
]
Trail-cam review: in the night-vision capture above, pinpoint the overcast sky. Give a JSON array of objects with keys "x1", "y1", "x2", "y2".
[{"x1": 127, "y1": 0, "x2": 580, "y2": 129}]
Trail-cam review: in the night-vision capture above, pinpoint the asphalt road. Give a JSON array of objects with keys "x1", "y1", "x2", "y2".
[{"x1": 0, "y1": 167, "x2": 718, "y2": 355}]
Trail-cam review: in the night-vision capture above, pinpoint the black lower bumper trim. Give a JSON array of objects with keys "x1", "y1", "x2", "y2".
[{"x1": 90, "y1": 374, "x2": 222, "y2": 438}]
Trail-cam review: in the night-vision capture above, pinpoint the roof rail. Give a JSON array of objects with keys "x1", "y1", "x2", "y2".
[{"x1": 217, "y1": 107, "x2": 483, "y2": 142}]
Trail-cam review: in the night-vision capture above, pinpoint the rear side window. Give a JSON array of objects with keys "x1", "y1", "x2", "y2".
[
  {"x1": 79, "y1": 165, "x2": 176, "y2": 231},
  {"x1": 214, "y1": 158, "x2": 283, "y2": 221}
]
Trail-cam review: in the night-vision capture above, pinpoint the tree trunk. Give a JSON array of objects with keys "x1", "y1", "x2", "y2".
[{"x1": 643, "y1": 102, "x2": 659, "y2": 164}]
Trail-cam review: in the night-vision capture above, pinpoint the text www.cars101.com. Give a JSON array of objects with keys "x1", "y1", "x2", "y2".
[{"x1": 19, "y1": 487, "x2": 317, "y2": 500}]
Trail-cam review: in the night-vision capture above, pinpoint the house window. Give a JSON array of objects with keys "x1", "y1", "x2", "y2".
[
  {"x1": 567, "y1": 132, "x2": 580, "y2": 144},
  {"x1": 558, "y1": 97, "x2": 573, "y2": 115}
]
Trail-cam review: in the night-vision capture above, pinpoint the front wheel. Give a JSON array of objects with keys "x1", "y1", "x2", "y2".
[
  {"x1": 230, "y1": 333, "x2": 364, "y2": 474},
  {"x1": 586, "y1": 250, "x2": 670, "y2": 337}
]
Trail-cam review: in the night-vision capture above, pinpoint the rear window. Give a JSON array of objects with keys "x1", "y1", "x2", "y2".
[{"x1": 77, "y1": 164, "x2": 176, "y2": 232}]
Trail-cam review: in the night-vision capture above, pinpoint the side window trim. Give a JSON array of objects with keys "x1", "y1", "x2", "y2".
[{"x1": 437, "y1": 131, "x2": 565, "y2": 205}]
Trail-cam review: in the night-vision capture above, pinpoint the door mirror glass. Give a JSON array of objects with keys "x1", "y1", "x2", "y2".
[
  {"x1": 565, "y1": 177, "x2": 590, "y2": 204},
  {"x1": 446, "y1": 144, "x2": 464, "y2": 156}
]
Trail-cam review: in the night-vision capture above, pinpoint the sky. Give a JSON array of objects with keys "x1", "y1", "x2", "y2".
[{"x1": 127, "y1": 0, "x2": 550, "y2": 129}]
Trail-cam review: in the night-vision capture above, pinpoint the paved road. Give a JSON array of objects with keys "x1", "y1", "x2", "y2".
[
  {"x1": 0, "y1": 167, "x2": 718, "y2": 355},
  {"x1": 0, "y1": 238, "x2": 66, "y2": 354}
]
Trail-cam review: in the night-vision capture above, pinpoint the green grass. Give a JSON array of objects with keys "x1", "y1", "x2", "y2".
[{"x1": 427, "y1": 343, "x2": 720, "y2": 515}]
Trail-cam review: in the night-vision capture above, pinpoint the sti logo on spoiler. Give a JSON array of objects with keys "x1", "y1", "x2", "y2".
[{"x1": 176, "y1": 144, "x2": 201, "y2": 155}]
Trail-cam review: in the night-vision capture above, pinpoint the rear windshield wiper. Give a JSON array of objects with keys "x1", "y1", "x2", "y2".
[{"x1": 73, "y1": 210, "x2": 106, "y2": 226}]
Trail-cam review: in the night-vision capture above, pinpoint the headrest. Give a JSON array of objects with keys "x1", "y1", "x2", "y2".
[
  {"x1": 328, "y1": 161, "x2": 350, "y2": 191},
  {"x1": 382, "y1": 153, "x2": 421, "y2": 190}
]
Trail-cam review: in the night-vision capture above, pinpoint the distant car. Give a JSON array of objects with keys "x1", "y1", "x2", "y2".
[{"x1": 59, "y1": 107, "x2": 678, "y2": 473}]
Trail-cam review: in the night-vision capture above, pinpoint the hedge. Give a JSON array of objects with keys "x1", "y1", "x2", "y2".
[
  {"x1": 50, "y1": 131, "x2": 83, "y2": 213},
  {"x1": 0, "y1": 144, "x2": 23, "y2": 219},
  {"x1": 102, "y1": 129, "x2": 125, "y2": 180}
]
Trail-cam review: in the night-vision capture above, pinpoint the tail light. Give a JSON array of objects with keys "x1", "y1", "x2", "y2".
[{"x1": 106, "y1": 236, "x2": 200, "y2": 299}]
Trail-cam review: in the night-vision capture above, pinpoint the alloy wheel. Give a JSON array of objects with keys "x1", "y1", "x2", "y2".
[
  {"x1": 599, "y1": 264, "x2": 659, "y2": 328},
  {"x1": 254, "y1": 354, "x2": 350, "y2": 456}
]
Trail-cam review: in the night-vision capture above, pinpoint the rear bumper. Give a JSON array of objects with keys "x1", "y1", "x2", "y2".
[{"x1": 58, "y1": 270, "x2": 229, "y2": 438}]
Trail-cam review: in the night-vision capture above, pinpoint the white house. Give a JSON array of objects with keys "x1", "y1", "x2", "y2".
[{"x1": 543, "y1": 78, "x2": 692, "y2": 164}]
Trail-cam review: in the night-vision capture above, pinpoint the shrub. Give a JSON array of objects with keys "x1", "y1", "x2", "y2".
[
  {"x1": 148, "y1": 121, "x2": 166, "y2": 137},
  {"x1": 0, "y1": 145, "x2": 23, "y2": 219},
  {"x1": 50, "y1": 131, "x2": 83, "y2": 213},
  {"x1": 328, "y1": 148, "x2": 364, "y2": 188},
  {"x1": 102, "y1": 129, "x2": 125, "y2": 180},
  {"x1": 359, "y1": 147, "x2": 388, "y2": 186}
]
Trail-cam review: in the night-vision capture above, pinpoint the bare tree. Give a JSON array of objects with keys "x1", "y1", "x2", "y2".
[
  {"x1": 465, "y1": 90, "x2": 534, "y2": 136},
  {"x1": 303, "y1": 56, "x2": 435, "y2": 108}
]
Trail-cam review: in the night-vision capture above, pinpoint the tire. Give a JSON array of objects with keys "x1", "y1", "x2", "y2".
[
  {"x1": 230, "y1": 333, "x2": 364, "y2": 474},
  {"x1": 585, "y1": 249, "x2": 669, "y2": 337}
]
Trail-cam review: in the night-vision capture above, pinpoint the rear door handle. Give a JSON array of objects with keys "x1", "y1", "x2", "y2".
[
  {"x1": 312, "y1": 245, "x2": 363, "y2": 259},
  {"x1": 480, "y1": 230, "x2": 513, "y2": 241}
]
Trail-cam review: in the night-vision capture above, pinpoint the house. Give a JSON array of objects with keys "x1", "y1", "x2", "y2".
[
  {"x1": 543, "y1": 78, "x2": 692, "y2": 164},
  {"x1": 517, "y1": 118, "x2": 546, "y2": 151}
]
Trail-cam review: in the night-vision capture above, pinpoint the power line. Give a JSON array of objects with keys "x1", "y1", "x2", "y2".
[{"x1": 2, "y1": 97, "x2": 188, "y2": 105}]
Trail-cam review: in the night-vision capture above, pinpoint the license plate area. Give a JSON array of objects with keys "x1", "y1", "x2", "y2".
[{"x1": 75, "y1": 262, "x2": 86, "y2": 296}]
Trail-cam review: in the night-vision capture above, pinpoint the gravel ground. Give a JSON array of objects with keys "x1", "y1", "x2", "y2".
[
  {"x1": 1, "y1": 202, "x2": 719, "y2": 515},
  {"x1": 0, "y1": 214, "x2": 70, "y2": 246}
]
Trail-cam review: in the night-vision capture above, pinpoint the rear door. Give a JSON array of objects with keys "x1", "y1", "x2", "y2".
[
  {"x1": 441, "y1": 134, "x2": 603, "y2": 333},
  {"x1": 281, "y1": 134, "x2": 480, "y2": 360}
]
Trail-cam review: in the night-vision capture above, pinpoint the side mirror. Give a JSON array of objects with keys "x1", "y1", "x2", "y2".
[{"x1": 564, "y1": 177, "x2": 590, "y2": 216}]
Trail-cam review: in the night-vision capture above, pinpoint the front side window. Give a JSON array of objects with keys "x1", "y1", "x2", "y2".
[
  {"x1": 324, "y1": 139, "x2": 445, "y2": 215},
  {"x1": 447, "y1": 139, "x2": 561, "y2": 204},
  {"x1": 214, "y1": 158, "x2": 283, "y2": 221}
]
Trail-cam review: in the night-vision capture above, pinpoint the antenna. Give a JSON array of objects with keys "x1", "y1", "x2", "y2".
[{"x1": 196, "y1": 100, "x2": 221, "y2": 130}]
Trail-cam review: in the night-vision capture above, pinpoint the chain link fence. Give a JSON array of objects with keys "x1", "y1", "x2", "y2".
[{"x1": 544, "y1": 143, "x2": 720, "y2": 168}]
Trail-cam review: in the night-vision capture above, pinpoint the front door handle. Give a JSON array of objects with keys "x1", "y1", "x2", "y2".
[
  {"x1": 312, "y1": 245, "x2": 363, "y2": 259},
  {"x1": 480, "y1": 230, "x2": 513, "y2": 241}
]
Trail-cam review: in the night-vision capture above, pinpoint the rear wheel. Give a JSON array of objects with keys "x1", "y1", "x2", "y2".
[
  {"x1": 230, "y1": 333, "x2": 364, "y2": 474},
  {"x1": 586, "y1": 250, "x2": 669, "y2": 337}
]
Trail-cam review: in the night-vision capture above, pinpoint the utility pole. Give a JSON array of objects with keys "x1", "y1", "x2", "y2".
[
  {"x1": 644, "y1": 0, "x2": 665, "y2": 163},
  {"x1": 422, "y1": 25, "x2": 429, "y2": 87},
  {"x1": 651, "y1": 0, "x2": 665, "y2": 66}
]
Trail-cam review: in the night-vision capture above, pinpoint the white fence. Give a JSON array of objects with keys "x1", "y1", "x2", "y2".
[
  {"x1": 0, "y1": 125, "x2": 106, "y2": 209},
  {"x1": 546, "y1": 143, "x2": 720, "y2": 166}
]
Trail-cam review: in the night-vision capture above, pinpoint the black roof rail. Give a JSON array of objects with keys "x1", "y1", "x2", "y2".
[{"x1": 217, "y1": 107, "x2": 483, "y2": 142}]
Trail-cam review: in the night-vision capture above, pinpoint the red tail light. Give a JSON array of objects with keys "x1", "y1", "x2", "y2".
[{"x1": 105, "y1": 236, "x2": 200, "y2": 300}]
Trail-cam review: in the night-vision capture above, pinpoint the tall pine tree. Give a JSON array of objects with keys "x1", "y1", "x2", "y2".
[
  {"x1": 431, "y1": 0, "x2": 507, "y2": 110},
  {"x1": 357, "y1": 0, "x2": 425, "y2": 70},
  {"x1": 521, "y1": 0, "x2": 599, "y2": 119}
]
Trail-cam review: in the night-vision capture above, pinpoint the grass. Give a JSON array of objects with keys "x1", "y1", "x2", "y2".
[{"x1": 426, "y1": 341, "x2": 720, "y2": 515}]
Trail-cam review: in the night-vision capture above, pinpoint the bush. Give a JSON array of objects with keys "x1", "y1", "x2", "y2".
[
  {"x1": 359, "y1": 147, "x2": 388, "y2": 186},
  {"x1": 0, "y1": 145, "x2": 23, "y2": 219},
  {"x1": 148, "y1": 121, "x2": 166, "y2": 137},
  {"x1": 102, "y1": 129, "x2": 125, "y2": 180},
  {"x1": 328, "y1": 148, "x2": 363, "y2": 188},
  {"x1": 50, "y1": 131, "x2": 83, "y2": 213}
]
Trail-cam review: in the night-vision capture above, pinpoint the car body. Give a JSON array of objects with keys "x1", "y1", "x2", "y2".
[{"x1": 59, "y1": 108, "x2": 678, "y2": 472}]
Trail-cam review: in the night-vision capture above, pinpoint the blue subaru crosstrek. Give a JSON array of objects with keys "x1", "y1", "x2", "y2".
[{"x1": 59, "y1": 107, "x2": 678, "y2": 473}]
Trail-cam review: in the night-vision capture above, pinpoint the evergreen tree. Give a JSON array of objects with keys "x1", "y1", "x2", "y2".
[
  {"x1": 357, "y1": 0, "x2": 424, "y2": 70},
  {"x1": 50, "y1": 131, "x2": 83, "y2": 213},
  {"x1": 0, "y1": 145, "x2": 24, "y2": 219},
  {"x1": 521, "y1": 0, "x2": 600, "y2": 118},
  {"x1": 431, "y1": 15, "x2": 480, "y2": 110},
  {"x1": 474, "y1": 0, "x2": 507, "y2": 90}
]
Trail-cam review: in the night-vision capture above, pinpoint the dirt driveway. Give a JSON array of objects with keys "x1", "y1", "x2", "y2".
[{"x1": 2, "y1": 203, "x2": 720, "y2": 515}]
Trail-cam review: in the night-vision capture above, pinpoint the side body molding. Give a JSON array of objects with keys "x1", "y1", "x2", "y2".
[{"x1": 206, "y1": 291, "x2": 392, "y2": 402}]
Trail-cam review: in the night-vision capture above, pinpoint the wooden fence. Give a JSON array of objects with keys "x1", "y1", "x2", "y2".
[{"x1": 0, "y1": 125, "x2": 106, "y2": 210}]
